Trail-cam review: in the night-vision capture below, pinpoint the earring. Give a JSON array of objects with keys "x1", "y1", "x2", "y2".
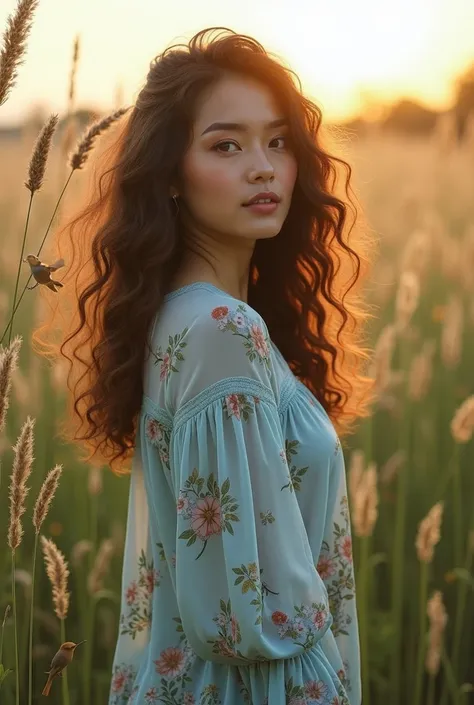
[{"x1": 172, "y1": 194, "x2": 179, "y2": 215}]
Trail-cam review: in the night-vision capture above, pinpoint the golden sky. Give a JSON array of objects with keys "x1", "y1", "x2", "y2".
[{"x1": 0, "y1": 0, "x2": 473, "y2": 126}]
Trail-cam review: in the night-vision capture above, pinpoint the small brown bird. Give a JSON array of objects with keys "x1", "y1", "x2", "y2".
[
  {"x1": 22, "y1": 254, "x2": 65, "y2": 292},
  {"x1": 42, "y1": 640, "x2": 86, "y2": 696}
]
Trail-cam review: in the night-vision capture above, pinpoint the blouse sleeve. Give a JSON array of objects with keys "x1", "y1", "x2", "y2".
[
  {"x1": 165, "y1": 311, "x2": 333, "y2": 664},
  {"x1": 317, "y1": 443, "x2": 361, "y2": 705}
]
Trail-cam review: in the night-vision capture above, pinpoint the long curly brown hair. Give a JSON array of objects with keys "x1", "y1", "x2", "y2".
[{"x1": 33, "y1": 27, "x2": 377, "y2": 475}]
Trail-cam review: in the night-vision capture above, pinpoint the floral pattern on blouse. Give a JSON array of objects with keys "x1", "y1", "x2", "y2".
[
  {"x1": 222, "y1": 393, "x2": 261, "y2": 421},
  {"x1": 109, "y1": 663, "x2": 137, "y2": 705},
  {"x1": 120, "y1": 549, "x2": 160, "y2": 639},
  {"x1": 232, "y1": 562, "x2": 279, "y2": 626},
  {"x1": 177, "y1": 469, "x2": 239, "y2": 561},
  {"x1": 145, "y1": 416, "x2": 171, "y2": 468},
  {"x1": 281, "y1": 439, "x2": 309, "y2": 493},
  {"x1": 210, "y1": 304, "x2": 271, "y2": 368},
  {"x1": 317, "y1": 495, "x2": 355, "y2": 638},
  {"x1": 151, "y1": 326, "x2": 189, "y2": 381}
]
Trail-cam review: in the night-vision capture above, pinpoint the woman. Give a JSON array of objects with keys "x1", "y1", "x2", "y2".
[{"x1": 44, "y1": 26, "x2": 375, "y2": 705}]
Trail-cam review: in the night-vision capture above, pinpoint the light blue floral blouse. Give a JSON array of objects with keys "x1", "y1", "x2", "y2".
[{"x1": 108, "y1": 282, "x2": 361, "y2": 705}]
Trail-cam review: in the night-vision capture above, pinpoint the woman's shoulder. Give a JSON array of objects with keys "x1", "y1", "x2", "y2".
[{"x1": 151, "y1": 283, "x2": 269, "y2": 348}]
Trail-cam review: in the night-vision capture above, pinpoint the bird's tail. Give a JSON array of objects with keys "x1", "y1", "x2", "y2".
[
  {"x1": 42, "y1": 673, "x2": 54, "y2": 696},
  {"x1": 46, "y1": 281, "x2": 63, "y2": 292},
  {"x1": 49, "y1": 258, "x2": 65, "y2": 271}
]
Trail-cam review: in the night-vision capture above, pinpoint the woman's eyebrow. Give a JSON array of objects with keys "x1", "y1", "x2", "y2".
[{"x1": 201, "y1": 118, "x2": 287, "y2": 136}]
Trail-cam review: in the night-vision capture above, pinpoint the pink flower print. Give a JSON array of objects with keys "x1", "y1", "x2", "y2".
[
  {"x1": 330, "y1": 697, "x2": 341, "y2": 705},
  {"x1": 231, "y1": 613, "x2": 239, "y2": 642},
  {"x1": 249, "y1": 323, "x2": 269, "y2": 358},
  {"x1": 288, "y1": 698, "x2": 307, "y2": 705},
  {"x1": 145, "y1": 568, "x2": 159, "y2": 595},
  {"x1": 153, "y1": 646, "x2": 186, "y2": 677},
  {"x1": 111, "y1": 669, "x2": 126, "y2": 693},
  {"x1": 279, "y1": 449, "x2": 287, "y2": 464},
  {"x1": 183, "y1": 694, "x2": 196, "y2": 705},
  {"x1": 145, "y1": 687, "x2": 159, "y2": 703},
  {"x1": 312, "y1": 608, "x2": 326, "y2": 630},
  {"x1": 225, "y1": 394, "x2": 242, "y2": 420},
  {"x1": 304, "y1": 679, "x2": 329, "y2": 702},
  {"x1": 317, "y1": 555, "x2": 337, "y2": 580},
  {"x1": 177, "y1": 494, "x2": 189, "y2": 514},
  {"x1": 216, "y1": 638, "x2": 237, "y2": 658},
  {"x1": 191, "y1": 496, "x2": 222, "y2": 538},
  {"x1": 211, "y1": 306, "x2": 229, "y2": 320},
  {"x1": 146, "y1": 418, "x2": 163, "y2": 443},
  {"x1": 125, "y1": 580, "x2": 138, "y2": 606},
  {"x1": 160, "y1": 352, "x2": 171, "y2": 381},
  {"x1": 339, "y1": 535, "x2": 353, "y2": 563},
  {"x1": 253, "y1": 395, "x2": 260, "y2": 405},
  {"x1": 337, "y1": 668, "x2": 346, "y2": 683},
  {"x1": 271, "y1": 610, "x2": 289, "y2": 625}
]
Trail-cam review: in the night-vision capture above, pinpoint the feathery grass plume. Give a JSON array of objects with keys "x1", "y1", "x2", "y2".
[
  {"x1": 40, "y1": 536, "x2": 70, "y2": 620},
  {"x1": 87, "y1": 465, "x2": 102, "y2": 495},
  {"x1": 87, "y1": 539, "x2": 115, "y2": 595},
  {"x1": 395, "y1": 270, "x2": 420, "y2": 332},
  {"x1": 70, "y1": 107, "x2": 130, "y2": 171},
  {"x1": 379, "y1": 449, "x2": 406, "y2": 485},
  {"x1": 408, "y1": 339, "x2": 437, "y2": 401},
  {"x1": 415, "y1": 501, "x2": 444, "y2": 563},
  {"x1": 441, "y1": 294, "x2": 463, "y2": 369},
  {"x1": 71, "y1": 539, "x2": 93, "y2": 569},
  {"x1": 68, "y1": 35, "x2": 80, "y2": 107},
  {"x1": 24, "y1": 114, "x2": 59, "y2": 193},
  {"x1": 400, "y1": 228, "x2": 432, "y2": 279},
  {"x1": 450, "y1": 394, "x2": 474, "y2": 443},
  {"x1": 352, "y1": 462, "x2": 379, "y2": 538},
  {"x1": 33, "y1": 465, "x2": 63, "y2": 532},
  {"x1": 8, "y1": 416, "x2": 35, "y2": 550},
  {"x1": 0, "y1": 0, "x2": 40, "y2": 107},
  {"x1": 0, "y1": 335, "x2": 22, "y2": 433},
  {"x1": 30, "y1": 464, "x2": 62, "y2": 705},
  {"x1": 348, "y1": 449, "x2": 365, "y2": 506},
  {"x1": 425, "y1": 591, "x2": 448, "y2": 676},
  {"x1": 368, "y1": 323, "x2": 397, "y2": 398}
]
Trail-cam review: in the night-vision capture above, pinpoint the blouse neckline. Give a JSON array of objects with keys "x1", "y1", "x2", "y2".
[{"x1": 163, "y1": 281, "x2": 243, "y2": 304}]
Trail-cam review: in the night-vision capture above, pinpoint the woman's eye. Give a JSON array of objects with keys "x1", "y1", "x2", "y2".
[
  {"x1": 212, "y1": 141, "x2": 240, "y2": 153},
  {"x1": 270, "y1": 136, "x2": 287, "y2": 149}
]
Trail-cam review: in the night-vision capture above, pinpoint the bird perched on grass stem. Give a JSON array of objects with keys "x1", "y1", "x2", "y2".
[
  {"x1": 42, "y1": 640, "x2": 86, "y2": 696},
  {"x1": 22, "y1": 254, "x2": 65, "y2": 292}
]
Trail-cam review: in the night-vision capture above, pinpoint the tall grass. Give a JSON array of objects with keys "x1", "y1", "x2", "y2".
[{"x1": 1, "y1": 1, "x2": 474, "y2": 703}]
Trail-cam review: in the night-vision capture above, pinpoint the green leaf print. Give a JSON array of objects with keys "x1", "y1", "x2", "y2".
[
  {"x1": 280, "y1": 439, "x2": 309, "y2": 492},
  {"x1": 152, "y1": 325, "x2": 189, "y2": 381}
]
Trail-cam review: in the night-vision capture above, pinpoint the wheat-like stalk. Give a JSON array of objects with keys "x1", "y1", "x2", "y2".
[
  {"x1": 450, "y1": 394, "x2": 474, "y2": 443},
  {"x1": 87, "y1": 465, "x2": 103, "y2": 495},
  {"x1": 400, "y1": 228, "x2": 432, "y2": 279},
  {"x1": 33, "y1": 465, "x2": 63, "y2": 532},
  {"x1": 408, "y1": 339, "x2": 436, "y2": 401},
  {"x1": 352, "y1": 462, "x2": 379, "y2": 538},
  {"x1": 8, "y1": 416, "x2": 35, "y2": 550},
  {"x1": 425, "y1": 590, "x2": 448, "y2": 676},
  {"x1": 368, "y1": 323, "x2": 397, "y2": 398},
  {"x1": 70, "y1": 107, "x2": 130, "y2": 171},
  {"x1": 0, "y1": 0, "x2": 40, "y2": 107},
  {"x1": 415, "y1": 502, "x2": 444, "y2": 563},
  {"x1": 395, "y1": 270, "x2": 420, "y2": 332},
  {"x1": 24, "y1": 114, "x2": 60, "y2": 193},
  {"x1": 379, "y1": 449, "x2": 406, "y2": 485},
  {"x1": 0, "y1": 335, "x2": 22, "y2": 433},
  {"x1": 441, "y1": 294, "x2": 464, "y2": 369},
  {"x1": 71, "y1": 539, "x2": 93, "y2": 568},
  {"x1": 87, "y1": 539, "x2": 115, "y2": 595},
  {"x1": 40, "y1": 536, "x2": 70, "y2": 620}
]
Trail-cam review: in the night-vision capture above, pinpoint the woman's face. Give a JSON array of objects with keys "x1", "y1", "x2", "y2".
[{"x1": 179, "y1": 74, "x2": 298, "y2": 243}]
